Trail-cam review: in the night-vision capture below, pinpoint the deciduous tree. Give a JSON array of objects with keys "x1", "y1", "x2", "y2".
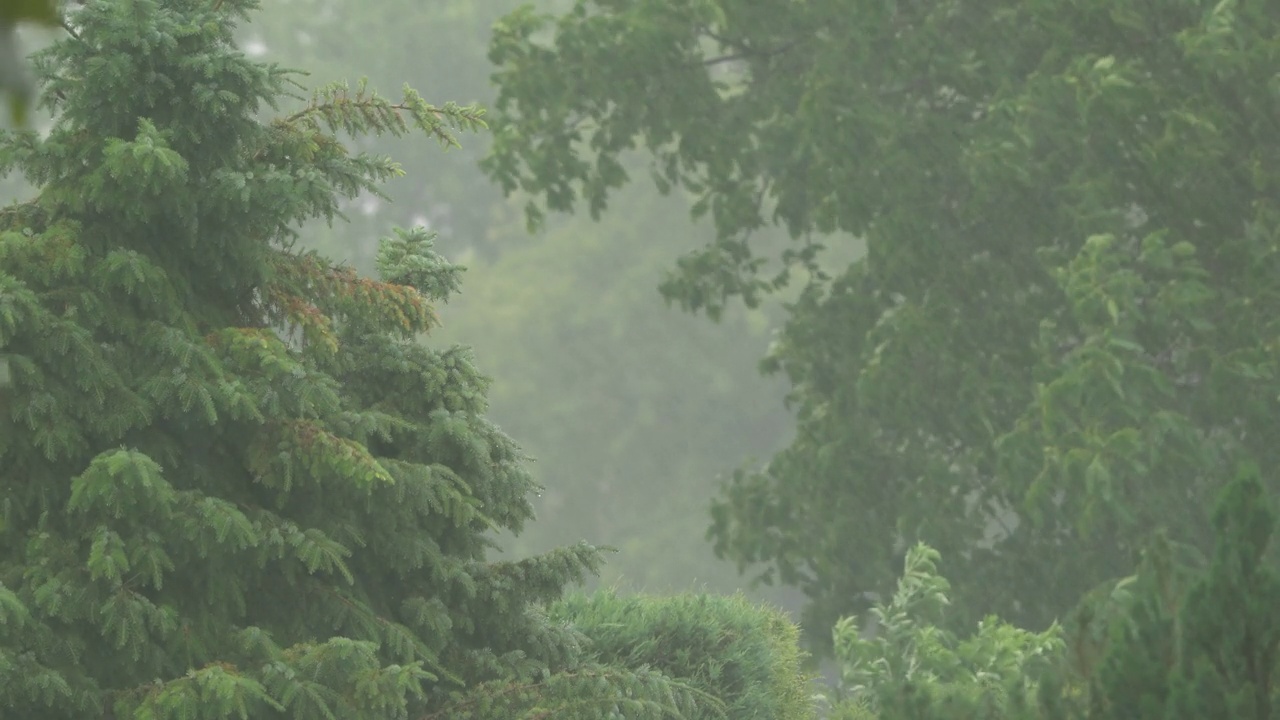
[{"x1": 484, "y1": 0, "x2": 1280, "y2": 651}]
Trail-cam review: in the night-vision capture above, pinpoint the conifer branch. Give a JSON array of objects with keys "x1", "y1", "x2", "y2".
[{"x1": 279, "y1": 80, "x2": 486, "y2": 150}]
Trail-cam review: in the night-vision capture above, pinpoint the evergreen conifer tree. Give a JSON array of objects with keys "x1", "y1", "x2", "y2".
[
  {"x1": 1082, "y1": 462, "x2": 1280, "y2": 719},
  {"x1": 0, "y1": 1, "x2": 714, "y2": 717}
]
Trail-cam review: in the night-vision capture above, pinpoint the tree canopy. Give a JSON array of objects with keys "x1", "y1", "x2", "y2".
[{"x1": 485, "y1": 0, "x2": 1280, "y2": 648}]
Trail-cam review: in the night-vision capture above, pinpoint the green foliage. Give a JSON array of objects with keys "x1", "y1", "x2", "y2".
[
  {"x1": 826, "y1": 543, "x2": 1063, "y2": 720},
  {"x1": 426, "y1": 664, "x2": 713, "y2": 720},
  {"x1": 484, "y1": 0, "x2": 1280, "y2": 652},
  {"x1": 0, "y1": 1, "x2": 719, "y2": 718},
  {"x1": 552, "y1": 589, "x2": 816, "y2": 719},
  {"x1": 1072, "y1": 463, "x2": 1280, "y2": 720},
  {"x1": 821, "y1": 467, "x2": 1280, "y2": 720}
]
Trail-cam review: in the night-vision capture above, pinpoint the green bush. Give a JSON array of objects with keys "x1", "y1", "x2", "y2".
[{"x1": 551, "y1": 590, "x2": 818, "y2": 719}]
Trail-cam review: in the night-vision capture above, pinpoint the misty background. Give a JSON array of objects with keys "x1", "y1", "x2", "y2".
[{"x1": 232, "y1": 0, "x2": 812, "y2": 609}]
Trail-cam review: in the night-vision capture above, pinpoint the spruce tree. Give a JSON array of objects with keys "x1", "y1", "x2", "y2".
[{"x1": 0, "y1": 1, "x2": 711, "y2": 718}]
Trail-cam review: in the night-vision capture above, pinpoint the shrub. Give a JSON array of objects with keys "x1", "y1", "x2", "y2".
[
  {"x1": 552, "y1": 590, "x2": 817, "y2": 719},
  {"x1": 827, "y1": 543, "x2": 1064, "y2": 720}
]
